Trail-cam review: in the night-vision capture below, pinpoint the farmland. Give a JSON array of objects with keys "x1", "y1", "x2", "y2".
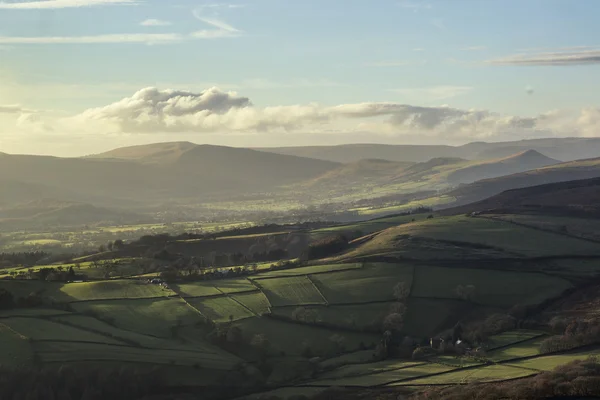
[{"x1": 2, "y1": 203, "x2": 600, "y2": 399}]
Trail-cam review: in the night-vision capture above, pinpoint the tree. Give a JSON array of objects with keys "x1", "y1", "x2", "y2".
[
  {"x1": 0, "y1": 288, "x2": 14, "y2": 310},
  {"x1": 383, "y1": 313, "x2": 404, "y2": 332},
  {"x1": 393, "y1": 282, "x2": 410, "y2": 301},
  {"x1": 113, "y1": 239, "x2": 124, "y2": 250},
  {"x1": 329, "y1": 334, "x2": 346, "y2": 353},
  {"x1": 456, "y1": 284, "x2": 475, "y2": 301}
]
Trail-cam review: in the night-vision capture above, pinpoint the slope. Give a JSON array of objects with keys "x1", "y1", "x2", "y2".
[{"x1": 447, "y1": 156, "x2": 600, "y2": 207}]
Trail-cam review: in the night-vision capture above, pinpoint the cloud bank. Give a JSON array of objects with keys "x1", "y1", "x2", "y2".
[{"x1": 489, "y1": 49, "x2": 600, "y2": 66}]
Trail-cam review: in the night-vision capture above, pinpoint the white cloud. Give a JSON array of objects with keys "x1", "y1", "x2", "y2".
[
  {"x1": 7, "y1": 86, "x2": 600, "y2": 146},
  {"x1": 191, "y1": 8, "x2": 242, "y2": 38},
  {"x1": 488, "y1": 48, "x2": 600, "y2": 66},
  {"x1": 140, "y1": 19, "x2": 171, "y2": 27},
  {"x1": 0, "y1": 0, "x2": 138, "y2": 9},
  {"x1": 0, "y1": 33, "x2": 182, "y2": 44},
  {"x1": 389, "y1": 86, "x2": 473, "y2": 100}
]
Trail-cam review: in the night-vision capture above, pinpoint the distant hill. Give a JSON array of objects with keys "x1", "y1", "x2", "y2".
[
  {"x1": 443, "y1": 176, "x2": 600, "y2": 217},
  {"x1": 0, "y1": 143, "x2": 340, "y2": 206},
  {"x1": 257, "y1": 138, "x2": 600, "y2": 163},
  {"x1": 0, "y1": 200, "x2": 145, "y2": 230},
  {"x1": 300, "y1": 159, "x2": 413, "y2": 189},
  {"x1": 446, "y1": 150, "x2": 561, "y2": 184},
  {"x1": 445, "y1": 156, "x2": 600, "y2": 208}
]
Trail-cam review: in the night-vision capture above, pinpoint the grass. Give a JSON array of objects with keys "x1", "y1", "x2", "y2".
[
  {"x1": 34, "y1": 341, "x2": 239, "y2": 369},
  {"x1": 487, "y1": 329, "x2": 547, "y2": 350},
  {"x1": 0, "y1": 308, "x2": 72, "y2": 318},
  {"x1": 491, "y1": 214, "x2": 600, "y2": 242},
  {"x1": 310, "y1": 263, "x2": 414, "y2": 304},
  {"x1": 317, "y1": 360, "x2": 425, "y2": 380},
  {"x1": 254, "y1": 263, "x2": 362, "y2": 278},
  {"x1": 171, "y1": 282, "x2": 224, "y2": 298},
  {"x1": 487, "y1": 336, "x2": 547, "y2": 362},
  {"x1": 271, "y1": 302, "x2": 391, "y2": 331},
  {"x1": 507, "y1": 347, "x2": 600, "y2": 371},
  {"x1": 0, "y1": 280, "x2": 69, "y2": 302},
  {"x1": 306, "y1": 363, "x2": 454, "y2": 387},
  {"x1": 320, "y1": 350, "x2": 378, "y2": 370},
  {"x1": 232, "y1": 291, "x2": 271, "y2": 315},
  {"x1": 311, "y1": 214, "x2": 430, "y2": 238},
  {"x1": 213, "y1": 278, "x2": 258, "y2": 294},
  {"x1": 384, "y1": 216, "x2": 600, "y2": 257},
  {"x1": 60, "y1": 279, "x2": 174, "y2": 301},
  {"x1": 0, "y1": 323, "x2": 34, "y2": 367},
  {"x1": 1, "y1": 317, "x2": 124, "y2": 344},
  {"x1": 234, "y1": 317, "x2": 380, "y2": 357},
  {"x1": 390, "y1": 364, "x2": 536, "y2": 386},
  {"x1": 71, "y1": 297, "x2": 202, "y2": 338},
  {"x1": 254, "y1": 276, "x2": 326, "y2": 307},
  {"x1": 356, "y1": 196, "x2": 456, "y2": 217},
  {"x1": 187, "y1": 296, "x2": 254, "y2": 323},
  {"x1": 411, "y1": 265, "x2": 572, "y2": 307}
]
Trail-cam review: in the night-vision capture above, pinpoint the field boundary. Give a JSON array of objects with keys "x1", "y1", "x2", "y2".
[{"x1": 306, "y1": 275, "x2": 329, "y2": 305}]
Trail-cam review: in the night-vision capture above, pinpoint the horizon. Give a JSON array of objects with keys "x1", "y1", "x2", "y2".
[
  {"x1": 2, "y1": 0, "x2": 600, "y2": 156},
  {"x1": 0, "y1": 135, "x2": 596, "y2": 158}
]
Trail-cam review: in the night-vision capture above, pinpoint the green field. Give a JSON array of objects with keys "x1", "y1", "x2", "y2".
[
  {"x1": 232, "y1": 291, "x2": 271, "y2": 315},
  {"x1": 187, "y1": 296, "x2": 255, "y2": 323},
  {"x1": 254, "y1": 263, "x2": 362, "y2": 278},
  {"x1": 234, "y1": 317, "x2": 379, "y2": 356},
  {"x1": 71, "y1": 297, "x2": 202, "y2": 338},
  {"x1": 402, "y1": 298, "x2": 472, "y2": 337},
  {"x1": 306, "y1": 362, "x2": 454, "y2": 387},
  {"x1": 486, "y1": 329, "x2": 547, "y2": 350},
  {"x1": 254, "y1": 276, "x2": 327, "y2": 307},
  {"x1": 61, "y1": 279, "x2": 174, "y2": 301},
  {"x1": 507, "y1": 348, "x2": 600, "y2": 371},
  {"x1": 390, "y1": 364, "x2": 536, "y2": 386},
  {"x1": 34, "y1": 341, "x2": 239, "y2": 369},
  {"x1": 487, "y1": 336, "x2": 547, "y2": 361},
  {"x1": 317, "y1": 360, "x2": 424, "y2": 380},
  {"x1": 311, "y1": 263, "x2": 414, "y2": 304},
  {"x1": 389, "y1": 216, "x2": 600, "y2": 257},
  {"x1": 1, "y1": 317, "x2": 124, "y2": 344},
  {"x1": 0, "y1": 324, "x2": 34, "y2": 367},
  {"x1": 172, "y1": 278, "x2": 258, "y2": 298},
  {"x1": 411, "y1": 265, "x2": 572, "y2": 306}
]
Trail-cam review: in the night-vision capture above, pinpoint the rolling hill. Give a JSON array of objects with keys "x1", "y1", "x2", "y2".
[
  {"x1": 0, "y1": 143, "x2": 340, "y2": 208},
  {"x1": 446, "y1": 156, "x2": 600, "y2": 207},
  {"x1": 257, "y1": 137, "x2": 600, "y2": 163}
]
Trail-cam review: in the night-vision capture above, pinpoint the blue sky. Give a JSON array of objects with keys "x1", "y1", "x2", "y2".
[{"x1": 1, "y1": 0, "x2": 600, "y2": 155}]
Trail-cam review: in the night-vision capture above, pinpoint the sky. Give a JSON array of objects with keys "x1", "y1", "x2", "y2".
[{"x1": 1, "y1": 0, "x2": 600, "y2": 156}]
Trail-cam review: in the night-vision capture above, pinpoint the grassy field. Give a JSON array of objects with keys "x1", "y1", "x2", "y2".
[
  {"x1": 486, "y1": 329, "x2": 547, "y2": 350},
  {"x1": 71, "y1": 297, "x2": 202, "y2": 338},
  {"x1": 306, "y1": 363, "x2": 454, "y2": 387},
  {"x1": 232, "y1": 291, "x2": 271, "y2": 315},
  {"x1": 254, "y1": 263, "x2": 362, "y2": 278},
  {"x1": 60, "y1": 279, "x2": 174, "y2": 301},
  {"x1": 1, "y1": 317, "x2": 124, "y2": 344},
  {"x1": 507, "y1": 347, "x2": 600, "y2": 371},
  {"x1": 310, "y1": 263, "x2": 414, "y2": 304},
  {"x1": 33, "y1": 341, "x2": 239, "y2": 369},
  {"x1": 411, "y1": 265, "x2": 572, "y2": 307},
  {"x1": 254, "y1": 276, "x2": 327, "y2": 307},
  {"x1": 234, "y1": 317, "x2": 379, "y2": 357},
  {"x1": 402, "y1": 298, "x2": 472, "y2": 338},
  {"x1": 311, "y1": 214, "x2": 431, "y2": 238},
  {"x1": 0, "y1": 323, "x2": 34, "y2": 368},
  {"x1": 187, "y1": 296, "x2": 255, "y2": 323},
  {"x1": 172, "y1": 278, "x2": 258, "y2": 298},
  {"x1": 487, "y1": 336, "x2": 547, "y2": 362},
  {"x1": 317, "y1": 360, "x2": 424, "y2": 380},
  {"x1": 491, "y1": 214, "x2": 600, "y2": 242},
  {"x1": 389, "y1": 364, "x2": 536, "y2": 386}
]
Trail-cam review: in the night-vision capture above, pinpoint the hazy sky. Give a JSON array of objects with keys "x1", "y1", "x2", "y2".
[{"x1": 1, "y1": 0, "x2": 600, "y2": 156}]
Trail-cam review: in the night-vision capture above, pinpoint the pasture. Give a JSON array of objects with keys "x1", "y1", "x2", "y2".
[
  {"x1": 187, "y1": 296, "x2": 254, "y2": 323},
  {"x1": 310, "y1": 263, "x2": 414, "y2": 304},
  {"x1": 411, "y1": 265, "x2": 572, "y2": 307},
  {"x1": 389, "y1": 364, "x2": 536, "y2": 386},
  {"x1": 0, "y1": 324, "x2": 34, "y2": 368},
  {"x1": 60, "y1": 279, "x2": 174, "y2": 301},
  {"x1": 71, "y1": 297, "x2": 202, "y2": 338},
  {"x1": 487, "y1": 336, "x2": 547, "y2": 362},
  {"x1": 254, "y1": 276, "x2": 327, "y2": 307}
]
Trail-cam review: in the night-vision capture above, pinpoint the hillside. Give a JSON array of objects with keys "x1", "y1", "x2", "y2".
[
  {"x1": 447, "y1": 156, "x2": 600, "y2": 207},
  {"x1": 0, "y1": 144, "x2": 340, "y2": 208},
  {"x1": 445, "y1": 150, "x2": 561, "y2": 185},
  {"x1": 300, "y1": 159, "x2": 414, "y2": 189},
  {"x1": 257, "y1": 137, "x2": 600, "y2": 163},
  {"x1": 442, "y1": 176, "x2": 600, "y2": 217}
]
